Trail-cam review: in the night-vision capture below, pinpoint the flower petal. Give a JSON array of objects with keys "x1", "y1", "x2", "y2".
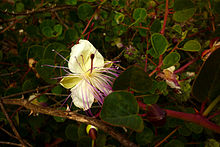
[
  {"x1": 71, "y1": 80, "x2": 94, "y2": 110},
  {"x1": 60, "y1": 75, "x2": 81, "y2": 89},
  {"x1": 68, "y1": 39, "x2": 104, "y2": 73}
]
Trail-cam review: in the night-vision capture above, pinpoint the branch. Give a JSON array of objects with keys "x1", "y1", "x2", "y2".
[
  {"x1": 2, "y1": 98, "x2": 137, "y2": 147},
  {"x1": 0, "y1": 101, "x2": 26, "y2": 146},
  {"x1": 0, "y1": 5, "x2": 76, "y2": 16}
]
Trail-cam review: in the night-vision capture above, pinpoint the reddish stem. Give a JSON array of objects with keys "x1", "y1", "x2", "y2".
[
  {"x1": 160, "y1": 0, "x2": 169, "y2": 35},
  {"x1": 149, "y1": 62, "x2": 163, "y2": 77},
  {"x1": 137, "y1": 101, "x2": 220, "y2": 134},
  {"x1": 165, "y1": 109, "x2": 220, "y2": 134},
  {"x1": 174, "y1": 57, "x2": 198, "y2": 74},
  {"x1": 208, "y1": 111, "x2": 220, "y2": 120}
]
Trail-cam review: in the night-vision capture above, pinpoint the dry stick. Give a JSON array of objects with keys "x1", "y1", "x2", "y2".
[
  {"x1": 0, "y1": 128, "x2": 32, "y2": 147},
  {"x1": 0, "y1": 102, "x2": 26, "y2": 147},
  {"x1": 0, "y1": 18, "x2": 23, "y2": 34},
  {"x1": 1, "y1": 85, "x2": 55, "y2": 99},
  {"x1": 2, "y1": 98, "x2": 138, "y2": 147},
  {"x1": 154, "y1": 127, "x2": 179, "y2": 147},
  {"x1": 0, "y1": 141, "x2": 23, "y2": 147},
  {"x1": 54, "y1": 12, "x2": 69, "y2": 30}
]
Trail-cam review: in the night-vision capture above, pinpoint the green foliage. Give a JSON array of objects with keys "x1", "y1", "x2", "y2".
[
  {"x1": 192, "y1": 49, "x2": 220, "y2": 102},
  {"x1": 1, "y1": 0, "x2": 220, "y2": 146},
  {"x1": 163, "y1": 52, "x2": 180, "y2": 69},
  {"x1": 151, "y1": 33, "x2": 169, "y2": 56},
  {"x1": 100, "y1": 91, "x2": 144, "y2": 132},
  {"x1": 113, "y1": 65, "x2": 153, "y2": 92},
  {"x1": 181, "y1": 40, "x2": 201, "y2": 51}
]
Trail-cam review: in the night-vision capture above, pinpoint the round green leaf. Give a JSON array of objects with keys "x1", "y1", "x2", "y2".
[
  {"x1": 150, "y1": 19, "x2": 161, "y2": 33},
  {"x1": 42, "y1": 26, "x2": 54, "y2": 37},
  {"x1": 163, "y1": 52, "x2": 180, "y2": 69},
  {"x1": 143, "y1": 94, "x2": 159, "y2": 104},
  {"x1": 182, "y1": 40, "x2": 201, "y2": 51},
  {"x1": 65, "y1": 29, "x2": 78, "y2": 43},
  {"x1": 27, "y1": 45, "x2": 44, "y2": 60},
  {"x1": 100, "y1": 91, "x2": 144, "y2": 132},
  {"x1": 174, "y1": 0, "x2": 194, "y2": 11},
  {"x1": 22, "y1": 79, "x2": 37, "y2": 91},
  {"x1": 65, "y1": 0, "x2": 77, "y2": 5},
  {"x1": 173, "y1": 8, "x2": 195, "y2": 22},
  {"x1": 165, "y1": 139, "x2": 184, "y2": 147},
  {"x1": 53, "y1": 107, "x2": 66, "y2": 122},
  {"x1": 16, "y1": 2, "x2": 24, "y2": 12},
  {"x1": 185, "y1": 122, "x2": 203, "y2": 134},
  {"x1": 113, "y1": 65, "x2": 153, "y2": 92},
  {"x1": 65, "y1": 124, "x2": 78, "y2": 141},
  {"x1": 77, "y1": 3, "x2": 93, "y2": 20},
  {"x1": 77, "y1": 136, "x2": 92, "y2": 147},
  {"x1": 136, "y1": 127, "x2": 154, "y2": 145},
  {"x1": 133, "y1": 8, "x2": 147, "y2": 22},
  {"x1": 35, "y1": 59, "x2": 58, "y2": 84},
  {"x1": 151, "y1": 33, "x2": 168, "y2": 56},
  {"x1": 43, "y1": 42, "x2": 67, "y2": 60},
  {"x1": 54, "y1": 24, "x2": 63, "y2": 36},
  {"x1": 114, "y1": 12, "x2": 124, "y2": 24},
  {"x1": 192, "y1": 48, "x2": 220, "y2": 102},
  {"x1": 51, "y1": 85, "x2": 63, "y2": 94}
]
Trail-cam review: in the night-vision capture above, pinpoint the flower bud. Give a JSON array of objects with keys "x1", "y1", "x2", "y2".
[
  {"x1": 146, "y1": 104, "x2": 166, "y2": 126},
  {"x1": 86, "y1": 125, "x2": 98, "y2": 140}
]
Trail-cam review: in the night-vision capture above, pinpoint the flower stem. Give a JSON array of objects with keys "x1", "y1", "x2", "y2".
[{"x1": 203, "y1": 95, "x2": 220, "y2": 116}]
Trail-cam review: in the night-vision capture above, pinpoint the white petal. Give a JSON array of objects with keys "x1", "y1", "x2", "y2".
[
  {"x1": 70, "y1": 80, "x2": 94, "y2": 110},
  {"x1": 68, "y1": 39, "x2": 104, "y2": 73},
  {"x1": 166, "y1": 80, "x2": 181, "y2": 89}
]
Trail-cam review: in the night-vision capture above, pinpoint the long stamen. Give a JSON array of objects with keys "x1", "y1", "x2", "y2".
[
  {"x1": 61, "y1": 93, "x2": 71, "y2": 107},
  {"x1": 90, "y1": 54, "x2": 95, "y2": 73},
  {"x1": 52, "y1": 49, "x2": 69, "y2": 63},
  {"x1": 41, "y1": 64, "x2": 69, "y2": 69}
]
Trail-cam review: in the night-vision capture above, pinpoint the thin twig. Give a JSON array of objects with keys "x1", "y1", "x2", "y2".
[
  {"x1": 154, "y1": 127, "x2": 179, "y2": 147},
  {"x1": 2, "y1": 98, "x2": 138, "y2": 147},
  {"x1": 0, "y1": 101, "x2": 26, "y2": 147},
  {"x1": 1, "y1": 85, "x2": 55, "y2": 99},
  {"x1": 0, "y1": 141, "x2": 23, "y2": 147},
  {"x1": 54, "y1": 12, "x2": 69, "y2": 29},
  {"x1": 0, "y1": 128, "x2": 32, "y2": 147}
]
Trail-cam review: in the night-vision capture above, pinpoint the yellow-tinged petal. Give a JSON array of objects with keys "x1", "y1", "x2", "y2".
[
  {"x1": 104, "y1": 61, "x2": 113, "y2": 68},
  {"x1": 60, "y1": 76, "x2": 81, "y2": 89}
]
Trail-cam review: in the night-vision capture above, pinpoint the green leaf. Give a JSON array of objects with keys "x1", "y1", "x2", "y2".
[
  {"x1": 77, "y1": 136, "x2": 92, "y2": 147},
  {"x1": 65, "y1": 124, "x2": 78, "y2": 141},
  {"x1": 192, "y1": 49, "x2": 220, "y2": 102},
  {"x1": 22, "y1": 79, "x2": 37, "y2": 91},
  {"x1": 182, "y1": 40, "x2": 201, "y2": 52},
  {"x1": 174, "y1": 0, "x2": 194, "y2": 11},
  {"x1": 205, "y1": 139, "x2": 220, "y2": 147},
  {"x1": 65, "y1": 0, "x2": 77, "y2": 5},
  {"x1": 16, "y1": 2, "x2": 24, "y2": 12},
  {"x1": 35, "y1": 59, "x2": 57, "y2": 84},
  {"x1": 42, "y1": 26, "x2": 54, "y2": 37},
  {"x1": 43, "y1": 42, "x2": 67, "y2": 60},
  {"x1": 185, "y1": 122, "x2": 203, "y2": 134},
  {"x1": 133, "y1": 8, "x2": 147, "y2": 23},
  {"x1": 113, "y1": 65, "x2": 153, "y2": 92},
  {"x1": 54, "y1": 24, "x2": 63, "y2": 36},
  {"x1": 28, "y1": 45, "x2": 44, "y2": 60},
  {"x1": 172, "y1": 24, "x2": 182, "y2": 34},
  {"x1": 100, "y1": 91, "x2": 144, "y2": 132},
  {"x1": 173, "y1": 8, "x2": 195, "y2": 22},
  {"x1": 150, "y1": 19, "x2": 161, "y2": 33},
  {"x1": 136, "y1": 127, "x2": 154, "y2": 145},
  {"x1": 77, "y1": 3, "x2": 93, "y2": 20},
  {"x1": 151, "y1": 33, "x2": 168, "y2": 56},
  {"x1": 37, "y1": 95, "x2": 48, "y2": 103},
  {"x1": 165, "y1": 139, "x2": 184, "y2": 147},
  {"x1": 65, "y1": 29, "x2": 78, "y2": 43},
  {"x1": 163, "y1": 52, "x2": 180, "y2": 69},
  {"x1": 53, "y1": 107, "x2": 66, "y2": 122},
  {"x1": 51, "y1": 85, "x2": 63, "y2": 94},
  {"x1": 114, "y1": 12, "x2": 124, "y2": 24},
  {"x1": 143, "y1": 94, "x2": 159, "y2": 104}
]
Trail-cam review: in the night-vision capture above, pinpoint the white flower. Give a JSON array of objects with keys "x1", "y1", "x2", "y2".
[
  {"x1": 60, "y1": 40, "x2": 118, "y2": 110},
  {"x1": 158, "y1": 66, "x2": 181, "y2": 89}
]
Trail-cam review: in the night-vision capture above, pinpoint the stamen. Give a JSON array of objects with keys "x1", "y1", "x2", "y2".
[
  {"x1": 52, "y1": 49, "x2": 69, "y2": 63},
  {"x1": 90, "y1": 54, "x2": 95, "y2": 73},
  {"x1": 41, "y1": 64, "x2": 69, "y2": 69},
  {"x1": 61, "y1": 93, "x2": 71, "y2": 107}
]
